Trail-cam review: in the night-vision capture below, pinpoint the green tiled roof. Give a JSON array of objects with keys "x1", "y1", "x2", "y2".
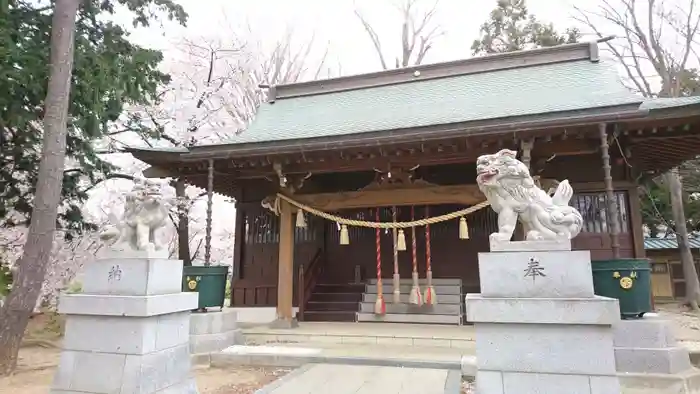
[
  {"x1": 215, "y1": 59, "x2": 643, "y2": 146},
  {"x1": 640, "y1": 96, "x2": 700, "y2": 110},
  {"x1": 644, "y1": 237, "x2": 700, "y2": 250}
]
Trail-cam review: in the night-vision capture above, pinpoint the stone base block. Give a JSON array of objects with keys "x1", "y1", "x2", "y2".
[
  {"x1": 58, "y1": 292, "x2": 198, "y2": 317},
  {"x1": 615, "y1": 347, "x2": 693, "y2": 374},
  {"x1": 466, "y1": 294, "x2": 620, "y2": 325},
  {"x1": 618, "y1": 369, "x2": 700, "y2": 394},
  {"x1": 474, "y1": 323, "x2": 617, "y2": 375},
  {"x1": 63, "y1": 312, "x2": 190, "y2": 355},
  {"x1": 477, "y1": 250, "x2": 594, "y2": 298},
  {"x1": 190, "y1": 309, "x2": 238, "y2": 336},
  {"x1": 51, "y1": 343, "x2": 198, "y2": 394},
  {"x1": 489, "y1": 239, "x2": 572, "y2": 252},
  {"x1": 190, "y1": 329, "x2": 243, "y2": 354},
  {"x1": 269, "y1": 317, "x2": 299, "y2": 329},
  {"x1": 98, "y1": 248, "x2": 170, "y2": 260},
  {"x1": 189, "y1": 310, "x2": 243, "y2": 355},
  {"x1": 614, "y1": 317, "x2": 677, "y2": 349},
  {"x1": 477, "y1": 370, "x2": 620, "y2": 394},
  {"x1": 82, "y1": 258, "x2": 182, "y2": 296}
]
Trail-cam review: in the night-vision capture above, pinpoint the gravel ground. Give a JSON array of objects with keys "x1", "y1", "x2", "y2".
[
  {"x1": 461, "y1": 378, "x2": 475, "y2": 393},
  {"x1": 653, "y1": 303, "x2": 700, "y2": 350},
  {"x1": 0, "y1": 363, "x2": 291, "y2": 394},
  {"x1": 206, "y1": 367, "x2": 291, "y2": 394}
]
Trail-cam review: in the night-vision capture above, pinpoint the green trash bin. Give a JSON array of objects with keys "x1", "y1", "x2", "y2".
[
  {"x1": 591, "y1": 259, "x2": 652, "y2": 319},
  {"x1": 182, "y1": 265, "x2": 229, "y2": 311}
]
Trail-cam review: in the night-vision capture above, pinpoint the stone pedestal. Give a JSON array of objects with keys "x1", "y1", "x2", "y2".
[
  {"x1": 51, "y1": 254, "x2": 200, "y2": 394},
  {"x1": 466, "y1": 240, "x2": 622, "y2": 394},
  {"x1": 614, "y1": 316, "x2": 700, "y2": 393},
  {"x1": 190, "y1": 309, "x2": 243, "y2": 362}
]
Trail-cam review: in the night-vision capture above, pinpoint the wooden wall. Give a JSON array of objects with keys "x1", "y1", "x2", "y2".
[
  {"x1": 230, "y1": 204, "x2": 323, "y2": 307},
  {"x1": 230, "y1": 189, "x2": 636, "y2": 306},
  {"x1": 229, "y1": 153, "x2": 639, "y2": 307},
  {"x1": 321, "y1": 205, "x2": 497, "y2": 294},
  {"x1": 646, "y1": 249, "x2": 700, "y2": 299}
]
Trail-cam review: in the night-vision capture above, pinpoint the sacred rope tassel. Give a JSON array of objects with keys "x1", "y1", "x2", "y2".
[
  {"x1": 296, "y1": 209, "x2": 307, "y2": 228},
  {"x1": 339, "y1": 224, "x2": 350, "y2": 245},
  {"x1": 392, "y1": 206, "x2": 401, "y2": 304},
  {"x1": 397, "y1": 229, "x2": 407, "y2": 251},
  {"x1": 409, "y1": 206, "x2": 423, "y2": 306},
  {"x1": 374, "y1": 208, "x2": 386, "y2": 315},
  {"x1": 424, "y1": 205, "x2": 437, "y2": 305},
  {"x1": 459, "y1": 217, "x2": 469, "y2": 239}
]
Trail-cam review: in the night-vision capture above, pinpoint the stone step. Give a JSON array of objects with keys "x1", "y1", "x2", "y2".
[
  {"x1": 363, "y1": 293, "x2": 462, "y2": 304},
  {"x1": 210, "y1": 344, "x2": 465, "y2": 371},
  {"x1": 356, "y1": 312, "x2": 462, "y2": 325},
  {"x1": 310, "y1": 292, "x2": 363, "y2": 303},
  {"x1": 302, "y1": 311, "x2": 356, "y2": 322},
  {"x1": 367, "y1": 278, "x2": 462, "y2": 286},
  {"x1": 365, "y1": 284, "x2": 461, "y2": 295},
  {"x1": 358, "y1": 302, "x2": 461, "y2": 315},
  {"x1": 242, "y1": 324, "x2": 475, "y2": 350},
  {"x1": 314, "y1": 283, "x2": 366, "y2": 293},
  {"x1": 306, "y1": 301, "x2": 359, "y2": 312}
]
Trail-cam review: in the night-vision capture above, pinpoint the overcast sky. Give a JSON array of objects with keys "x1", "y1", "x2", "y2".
[{"x1": 124, "y1": 0, "x2": 586, "y2": 76}]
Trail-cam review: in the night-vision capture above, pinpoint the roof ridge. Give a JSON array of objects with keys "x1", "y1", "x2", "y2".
[{"x1": 268, "y1": 41, "x2": 601, "y2": 101}]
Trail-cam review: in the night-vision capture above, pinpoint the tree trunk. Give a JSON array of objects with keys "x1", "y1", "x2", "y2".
[
  {"x1": 174, "y1": 179, "x2": 192, "y2": 266},
  {"x1": 665, "y1": 169, "x2": 700, "y2": 311},
  {"x1": 0, "y1": 0, "x2": 82, "y2": 375}
]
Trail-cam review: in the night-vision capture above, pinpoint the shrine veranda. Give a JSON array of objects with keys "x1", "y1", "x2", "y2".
[{"x1": 130, "y1": 41, "x2": 700, "y2": 325}]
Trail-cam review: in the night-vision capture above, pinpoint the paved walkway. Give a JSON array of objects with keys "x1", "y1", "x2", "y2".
[{"x1": 256, "y1": 364, "x2": 460, "y2": 394}]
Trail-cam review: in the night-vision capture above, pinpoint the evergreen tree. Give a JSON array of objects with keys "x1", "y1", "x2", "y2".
[
  {"x1": 472, "y1": 0, "x2": 580, "y2": 55},
  {"x1": 0, "y1": 0, "x2": 187, "y2": 238}
]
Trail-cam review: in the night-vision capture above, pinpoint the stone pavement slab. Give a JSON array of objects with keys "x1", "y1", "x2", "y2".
[
  {"x1": 212, "y1": 342, "x2": 468, "y2": 371},
  {"x1": 255, "y1": 364, "x2": 460, "y2": 394}
]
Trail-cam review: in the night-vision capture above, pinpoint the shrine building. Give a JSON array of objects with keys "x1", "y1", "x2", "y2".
[{"x1": 130, "y1": 41, "x2": 700, "y2": 326}]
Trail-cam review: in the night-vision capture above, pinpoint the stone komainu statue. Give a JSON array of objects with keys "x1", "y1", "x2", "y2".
[
  {"x1": 476, "y1": 149, "x2": 583, "y2": 242},
  {"x1": 99, "y1": 177, "x2": 170, "y2": 252}
]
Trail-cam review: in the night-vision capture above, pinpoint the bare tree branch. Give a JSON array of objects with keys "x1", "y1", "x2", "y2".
[{"x1": 354, "y1": 0, "x2": 443, "y2": 70}]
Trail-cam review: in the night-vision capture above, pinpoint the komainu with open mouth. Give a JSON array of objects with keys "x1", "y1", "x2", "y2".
[{"x1": 475, "y1": 149, "x2": 583, "y2": 242}]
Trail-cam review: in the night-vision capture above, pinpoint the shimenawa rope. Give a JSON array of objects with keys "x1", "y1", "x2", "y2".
[{"x1": 273, "y1": 193, "x2": 490, "y2": 228}]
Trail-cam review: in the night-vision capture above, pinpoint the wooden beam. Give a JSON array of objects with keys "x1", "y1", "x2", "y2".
[{"x1": 293, "y1": 185, "x2": 486, "y2": 211}]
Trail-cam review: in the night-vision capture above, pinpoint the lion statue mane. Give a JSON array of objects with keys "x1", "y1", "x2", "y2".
[
  {"x1": 99, "y1": 177, "x2": 170, "y2": 253},
  {"x1": 475, "y1": 149, "x2": 583, "y2": 242}
]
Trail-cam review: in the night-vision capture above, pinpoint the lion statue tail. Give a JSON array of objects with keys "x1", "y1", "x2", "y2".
[{"x1": 551, "y1": 180, "x2": 574, "y2": 207}]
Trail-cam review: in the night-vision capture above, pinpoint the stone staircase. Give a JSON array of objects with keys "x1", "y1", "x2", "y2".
[
  {"x1": 302, "y1": 283, "x2": 364, "y2": 322},
  {"x1": 356, "y1": 278, "x2": 463, "y2": 325}
]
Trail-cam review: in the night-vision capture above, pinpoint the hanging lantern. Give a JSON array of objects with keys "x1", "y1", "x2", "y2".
[
  {"x1": 397, "y1": 229, "x2": 407, "y2": 251},
  {"x1": 459, "y1": 217, "x2": 470, "y2": 240},
  {"x1": 339, "y1": 224, "x2": 350, "y2": 245},
  {"x1": 296, "y1": 209, "x2": 307, "y2": 228}
]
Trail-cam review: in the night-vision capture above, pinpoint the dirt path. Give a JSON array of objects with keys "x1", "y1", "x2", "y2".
[
  {"x1": 0, "y1": 357, "x2": 289, "y2": 394},
  {"x1": 0, "y1": 341, "x2": 289, "y2": 394}
]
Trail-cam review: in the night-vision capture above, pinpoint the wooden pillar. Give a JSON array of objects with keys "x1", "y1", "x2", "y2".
[
  {"x1": 515, "y1": 139, "x2": 535, "y2": 241},
  {"x1": 599, "y1": 123, "x2": 621, "y2": 259},
  {"x1": 628, "y1": 187, "x2": 646, "y2": 258},
  {"x1": 520, "y1": 139, "x2": 534, "y2": 169},
  {"x1": 204, "y1": 159, "x2": 214, "y2": 265},
  {"x1": 272, "y1": 199, "x2": 298, "y2": 328},
  {"x1": 229, "y1": 204, "x2": 245, "y2": 307}
]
